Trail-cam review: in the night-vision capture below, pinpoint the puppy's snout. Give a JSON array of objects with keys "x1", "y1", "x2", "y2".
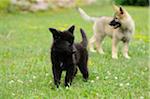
[
  {"x1": 109, "y1": 18, "x2": 121, "y2": 29},
  {"x1": 109, "y1": 20, "x2": 116, "y2": 26}
]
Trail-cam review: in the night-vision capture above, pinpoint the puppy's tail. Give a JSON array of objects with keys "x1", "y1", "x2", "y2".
[
  {"x1": 80, "y1": 29, "x2": 88, "y2": 48},
  {"x1": 77, "y1": 7, "x2": 97, "y2": 22}
]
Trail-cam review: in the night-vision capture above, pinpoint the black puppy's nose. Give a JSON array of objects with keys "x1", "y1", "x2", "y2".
[{"x1": 109, "y1": 20, "x2": 116, "y2": 26}]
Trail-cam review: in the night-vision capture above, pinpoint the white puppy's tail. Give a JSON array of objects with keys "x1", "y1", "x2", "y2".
[{"x1": 77, "y1": 7, "x2": 97, "y2": 22}]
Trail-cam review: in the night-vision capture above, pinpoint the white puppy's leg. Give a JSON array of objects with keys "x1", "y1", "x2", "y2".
[
  {"x1": 89, "y1": 35, "x2": 96, "y2": 52},
  {"x1": 95, "y1": 36, "x2": 105, "y2": 54},
  {"x1": 95, "y1": 41, "x2": 104, "y2": 54},
  {"x1": 123, "y1": 42, "x2": 131, "y2": 59},
  {"x1": 112, "y1": 38, "x2": 119, "y2": 59}
]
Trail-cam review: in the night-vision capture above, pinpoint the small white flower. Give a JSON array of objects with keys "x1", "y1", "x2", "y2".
[
  {"x1": 29, "y1": 79, "x2": 32, "y2": 83},
  {"x1": 141, "y1": 72, "x2": 144, "y2": 75},
  {"x1": 9, "y1": 80, "x2": 14, "y2": 84},
  {"x1": 66, "y1": 86, "x2": 69, "y2": 90},
  {"x1": 140, "y1": 96, "x2": 144, "y2": 99},
  {"x1": 107, "y1": 71, "x2": 111, "y2": 75},
  {"x1": 119, "y1": 83, "x2": 123, "y2": 87},
  {"x1": 105, "y1": 76, "x2": 108, "y2": 79},
  {"x1": 12, "y1": 93, "x2": 15, "y2": 96},
  {"x1": 17, "y1": 79, "x2": 23, "y2": 84},
  {"x1": 114, "y1": 76, "x2": 118, "y2": 80},
  {"x1": 33, "y1": 75, "x2": 36, "y2": 79},
  {"x1": 96, "y1": 93, "x2": 99, "y2": 96},
  {"x1": 91, "y1": 80, "x2": 94, "y2": 83},
  {"x1": 45, "y1": 73, "x2": 49, "y2": 77},
  {"x1": 128, "y1": 76, "x2": 130, "y2": 79},
  {"x1": 96, "y1": 76, "x2": 99, "y2": 80},
  {"x1": 126, "y1": 83, "x2": 130, "y2": 86},
  {"x1": 49, "y1": 80, "x2": 52, "y2": 84}
]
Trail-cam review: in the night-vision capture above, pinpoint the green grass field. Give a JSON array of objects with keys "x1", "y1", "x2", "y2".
[{"x1": 0, "y1": 4, "x2": 149, "y2": 98}]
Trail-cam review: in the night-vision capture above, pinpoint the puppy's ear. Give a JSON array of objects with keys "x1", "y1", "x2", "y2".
[
  {"x1": 67, "y1": 25, "x2": 75, "y2": 34},
  {"x1": 49, "y1": 28, "x2": 60, "y2": 39},
  {"x1": 113, "y1": 4, "x2": 119, "y2": 12},
  {"x1": 49, "y1": 28, "x2": 58, "y2": 35},
  {"x1": 119, "y1": 6, "x2": 124, "y2": 14}
]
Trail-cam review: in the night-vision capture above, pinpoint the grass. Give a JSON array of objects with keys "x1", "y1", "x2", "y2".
[{"x1": 0, "y1": 3, "x2": 149, "y2": 98}]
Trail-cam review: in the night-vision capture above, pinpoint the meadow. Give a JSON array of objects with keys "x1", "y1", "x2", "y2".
[{"x1": 0, "y1": 3, "x2": 149, "y2": 98}]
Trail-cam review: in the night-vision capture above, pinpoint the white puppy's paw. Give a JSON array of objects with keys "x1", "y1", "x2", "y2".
[
  {"x1": 124, "y1": 55, "x2": 131, "y2": 59},
  {"x1": 98, "y1": 50, "x2": 105, "y2": 54},
  {"x1": 90, "y1": 48, "x2": 96, "y2": 53},
  {"x1": 112, "y1": 55, "x2": 118, "y2": 59}
]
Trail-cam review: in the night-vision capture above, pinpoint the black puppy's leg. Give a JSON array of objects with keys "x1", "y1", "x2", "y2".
[
  {"x1": 78, "y1": 57, "x2": 89, "y2": 81},
  {"x1": 65, "y1": 70, "x2": 70, "y2": 87},
  {"x1": 65, "y1": 65, "x2": 75, "y2": 87},
  {"x1": 78, "y1": 63, "x2": 89, "y2": 81},
  {"x1": 52, "y1": 66, "x2": 62, "y2": 88},
  {"x1": 74, "y1": 67, "x2": 78, "y2": 77}
]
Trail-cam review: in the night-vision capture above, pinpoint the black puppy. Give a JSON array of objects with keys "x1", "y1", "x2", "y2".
[{"x1": 49, "y1": 25, "x2": 89, "y2": 87}]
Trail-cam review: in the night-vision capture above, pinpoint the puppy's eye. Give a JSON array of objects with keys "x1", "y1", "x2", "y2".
[
  {"x1": 68, "y1": 40, "x2": 73, "y2": 46},
  {"x1": 114, "y1": 17, "x2": 118, "y2": 20},
  {"x1": 58, "y1": 36, "x2": 61, "y2": 39},
  {"x1": 69, "y1": 44, "x2": 72, "y2": 47},
  {"x1": 115, "y1": 18, "x2": 119, "y2": 22},
  {"x1": 55, "y1": 36, "x2": 61, "y2": 39}
]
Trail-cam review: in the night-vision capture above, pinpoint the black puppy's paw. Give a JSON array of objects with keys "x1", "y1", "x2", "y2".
[
  {"x1": 83, "y1": 78, "x2": 88, "y2": 82},
  {"x1": 65, "y1": 82, "x2": 71, "y2": 87}
]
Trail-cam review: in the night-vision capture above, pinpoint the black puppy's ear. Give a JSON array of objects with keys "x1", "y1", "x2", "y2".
[
  {"x1": 67, "y1": 25, "x2": 75, "y2": 34},
  {"x1": 49, "y1": 28, "x2": 58, "y2": 35},
  {"x1": 49, "y1": 28, "x2": 60, "y2": 39}
]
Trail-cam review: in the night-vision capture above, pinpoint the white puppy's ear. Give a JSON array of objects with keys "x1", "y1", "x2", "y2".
[
  {"x1": 113, "y1": 4, "x2": 119, "y2": 12},
  {"x1": 67, "y1": 25, "x2": 75, "y2": 34},
  {"x1": 119, "y1": 6, "x2": 128, "y2": 15},
  {"x1": 119, "y1": 6, "x2": 124, "y2": 14}
]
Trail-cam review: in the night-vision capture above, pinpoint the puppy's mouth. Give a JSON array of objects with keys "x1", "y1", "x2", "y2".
[
  {"x1": 109, "y1": 23, "x2": 121, "y2": 29},
  {"x1": 114, "y1": 23, "x2": 121, "y2": 29},
  {"x1": 54, "y1": 45, "x2": 75, "y2": 54},
  {"x1": 109, "y1": 19, "x2": 121, "y2": 29}
]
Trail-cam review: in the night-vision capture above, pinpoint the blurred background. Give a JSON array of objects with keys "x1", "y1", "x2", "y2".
[
  {"x1": 0, "y1": 0, "x2": 149, "y2": 98},
  {"x1": 0, "y1": 0, "x2": 149, "y2": 13}
]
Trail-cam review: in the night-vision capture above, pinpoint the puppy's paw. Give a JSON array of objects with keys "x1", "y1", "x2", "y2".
[
  {"x1": 65, "y1": 83, "x2": 71, "y2": 87},
  {"x1": 90, "y1": 48, "x2": 96, "y2": 53},
  {"x1": 112, "y1": 55, "x2": 118, "y2": 59},
  {"x1": 83, "y1": 78, "x2": 88, "y2": 82},
  {"x1": 98, "y1": 50, "x2": 105, "y2": 54},
  {"x1": 124, "y1": 55, "x2": 131, "y2": 59}
]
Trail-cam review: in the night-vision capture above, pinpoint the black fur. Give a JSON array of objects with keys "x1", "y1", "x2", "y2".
[
  {"x1": 49, "y1": 25, "x2": 89, "y2": 88},
  {"x1": 109, "y1": 17, "x2": 121, "y2": 29}
]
